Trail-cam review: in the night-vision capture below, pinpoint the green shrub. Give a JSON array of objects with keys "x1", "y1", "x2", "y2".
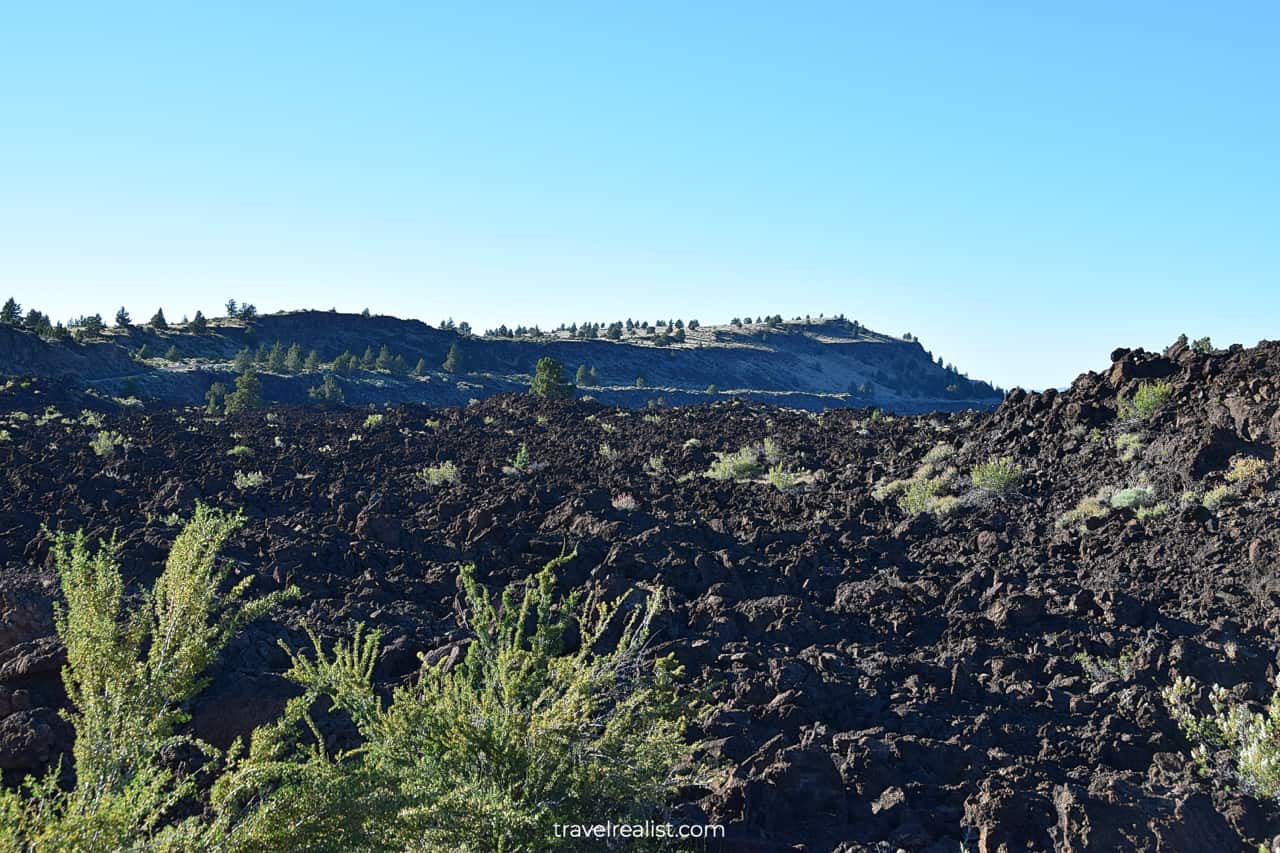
[
  {"x1": 1202, "y1": 485, "x2": 1234, "y2": 510},
  {"x1": 767, "y1": 463, "x2": 808, "y2": 492},
  {"x1": 1114, "y1": 432, "x2": 1143, "y2": 462},
  {"x1": 1192, "y1": 336, "x2": 1213, "y2": 354},
  {"x1": 417, "y1": 461, "x2": 460, "y2": 488},
  {"x1": 1056, "y1": 495, "x2": 1110, "y2": 530},
  {"x1": 1118, "y1": 380, "x2": 1173, "y2": 421},
  {"x1": 645, "y1": 455, "x2": 666, "y2": 476},
  {"x1": 363, "y1": 413, "x2": 385, "y2": 430},
  {"x1": 233, "y1": 470, "x2": 267, "y2": 491},
  {"x1": 922, "y1": 443, "x2": 956, "y2": 465},
  {"x1": 1225, "y1": 456, "x2": 1267, "y2": 484},
  {"x1": 90, "y1": 430, "x2": 126, "y2": 458},
  {"x1": 898, "y1": 474, "x2": 949, "y2": 514},
  {"x1": 1110, "y1": 486, "x2": 1157, "y2": 509},
  {"x1": 512, "y1": 442, "x2": 531, "y2": 471},
  {"x1": 706, "y1": 446, "x2": 764, "y2": 481},
  {"x1": 227, "y1": 445, "x2": 253, "y2": 459},
  {"x1": 1135, "y1": 502, "x2": 1168, "y2": 521},
  {"x1": 599, "y1": 442, "x2": 620, "y2": 462},
  {"x1": 0, "y1": 506, "x2": 292, "y2": 850},
  {"x1": 1165, "y1": 675, "x2": 1280, "y2": 799},
  {"x1": 969, "y1": 457, "x2": 1024, "y2": 496},
  {"x1": 198, "y1": 555, "x2": 698, "y2": 852}
]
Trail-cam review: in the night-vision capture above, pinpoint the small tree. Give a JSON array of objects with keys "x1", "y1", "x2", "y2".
[
  {"x1": 148, "y1": 309, "x2": 168, "y2": 330},
  {"x1": 575, "y1": 364, "x2": 592, "y2": 386},
  {"x1": 303, "y1": 350, "x2": 321, "y2": 371},
  {"x1": 529, "y1": 357, "x2": 574, "y2": 399},
  {"x1": 224, "y1": 368, "x2": 263, "y2": 413},
  {"x1": 442, "y1": 343, "x2": 465, "y2": 374},
  {"x1": 232, "y1": 348, "x2": 253, "y2": 372},
  {"x1": 308, "y1": 374, "x2": 345, "y2": 403},
  {"x1": 1, "y1": 297, "x2": 22, "y2": 324},
  {"x1": 164, "y1": 345, "x2": 181, "y2": 363},
  {"x1": 225, "y1": 299, "x2": 238, "y2": 318},
  {"x1": 284, "y1": 343, "x2": 305, "y2": 373},
  {"x1": 267, "y1": 341, "x2": 286, "y2": 373},
  {"x1": 78, "y1": 314, "x2": 106, "y2": 337},
  {"x1": 114, "y1": 307, "x2": 131, "y2": 328},
  {"x1": 205, "y1": 382, "x2": 228, "y2": 414},
  {"x1": 361, "y1": 346, "x2": 377, "y2": 369},
  {"x1": 411, "y1": 357, "x2": 427, "y2": 377},
  {"x1": 134, "y1": 344, "x2": 150, "y2": 361},
  {"x1": 375, "y1": 344, "x2": 394, "y2": 371},
  {"x1": 190, "y1": 310, "x2": 208, "y2": 333},
  {"x1": 239, "y1": 304, "x2": 258, "y2": 320}
]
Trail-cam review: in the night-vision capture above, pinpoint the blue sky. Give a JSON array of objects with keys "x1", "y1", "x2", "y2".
[{"x1": 2, "y1": 2, "x2": 1276, "y2": 390}]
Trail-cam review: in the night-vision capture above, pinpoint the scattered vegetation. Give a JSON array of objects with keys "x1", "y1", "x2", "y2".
[
  {"x1": 599, "y1": 442, "x2": 620, "y2": 463},
  {"x1": 0, "y1": 510, "x2": 696, "y2": 851},
  {"x1": 611, "y1": 493, "x2": 639, "y2": 511},
  {"x1": 362, "y1": 413, "x2": 385, "y2": 430},
  {"x1": 227, "y1": 445, "x2": 254, "y2": 459}
]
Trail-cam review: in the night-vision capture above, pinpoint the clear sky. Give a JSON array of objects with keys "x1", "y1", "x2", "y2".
[{"x1": 2, "y1": 2, "x2": 1277, "y2": 390}]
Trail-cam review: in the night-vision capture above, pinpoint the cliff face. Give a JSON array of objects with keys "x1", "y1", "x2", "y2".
[{"x1": 0, "y1": 311, "x2": 1002, "y2": 413}]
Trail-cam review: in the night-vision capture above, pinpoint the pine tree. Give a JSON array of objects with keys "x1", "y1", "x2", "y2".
[
  {"x1": 529, "y1": 357, "x2": 574, "y2": 399},
  {"x1": 225, "y1": 298, "x2": 238, "y2": 318},
  {"x1": 115, "y1": 307, "x2": 131, "y2": 328},
  {"x1": 148, "y1": 309, "x2": 168, "y2": 330},
  {"x1": 575, "y1": 364, "x2": 592, "y2": 386},
  {"x1": 411, "y1": 357, "x2": 426, "y2": 376},
  {"x1": 191, "y1": 311, "x2": 208, "y2": 333},
  {"x1": 303, "y1": 350, "x2": 320, "y2": 371},
  {"x1": 205, "y1": 381, "x2": 228, "y2": 414},
  {"x1": 361, "y1": 346, "x2": 377, "y2": 369},
  {"x1": 224, "y1": 368, "x2": 263, "y2": 413},
  {"x1": 1, "y1": 298, "x2": 22, "y2": 324},
  {"x1": 375, "y1": 345, "x2": 393, "y2": 371},
  {"x1": 232, "y1": 348, "x2": 253, "y2": 372},
  {"x1": 308, "y1": 374, "x2": 345, "y2": 403},
  {"x1": 134, "y1": 344, "x2": 150, "y2": 361},
  {"x1": 267, "y1": 341, "x2": 286, "y2": 372},
  {"x1": 284, "y1": 343, "x2": 304, "y2": 373},
  {"x1": 164, "y1": 345, "x2": 180, "y2": 362},
  {"x1": 442, "y1": 343, "x2": 464, "y2": 374}
]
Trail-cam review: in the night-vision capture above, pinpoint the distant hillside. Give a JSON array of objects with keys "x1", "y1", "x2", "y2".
[{"x1": 0, "y1": 309, "x2": 1003, "y2": 413}]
